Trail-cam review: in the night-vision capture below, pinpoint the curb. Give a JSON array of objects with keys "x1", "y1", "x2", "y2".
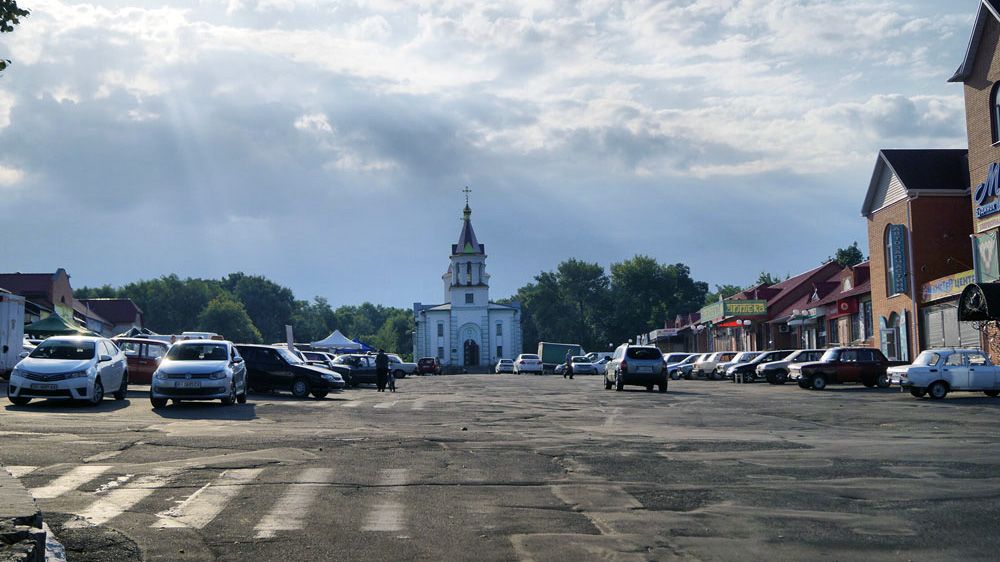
[{"x1": 0, "y1": 465, "x2": 44, "y2": 562}]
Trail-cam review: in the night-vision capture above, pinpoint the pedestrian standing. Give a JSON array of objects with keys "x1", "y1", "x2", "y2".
[
  {"x1": 375, "y1": 349, "x2": 389, "y2": 392},
  {"x1": 388, "y1": 371, "x2": 396, "y2": 393},
  {"x1": 564, "y1": 350, "x2": 574, "y2": 379}
]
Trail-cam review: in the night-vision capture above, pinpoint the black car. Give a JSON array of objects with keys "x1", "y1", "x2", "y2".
[
  {"x1": 234, "y1": 344, "x2": 345, "y2": 399},
  {"x1": 328, "y1": 354, "x2": 378, "y2": 387},
  {"x1": 417, "y1": 357, "x2": 441, "y2": 375}
]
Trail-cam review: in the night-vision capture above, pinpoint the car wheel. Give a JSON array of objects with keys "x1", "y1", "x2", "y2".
[
  {"x1": 928, "y1": 381, "x2": 948, "y2": 400},
  {"x1": 150, "y1": 397, "x2": 168, "y2": 409},
  {"x1": 797, "y1": 379, "x2": 810, "y2": 389},
  {"x1": 646, "y1": 384, "x2": 654, "y2": 392},
  {"x1": 910, "y1": 388, "x2": 927, "y2": 398},
  {"x1": 615, "y1": 373, "x2": 624, "y2": 391},
  {"x1": 236, "y1": 392, "x2": 248, "y2": 404},
  {"x1": 876, "y1": 374, "x2": 891, "y2": 389},
  {"x1": 604, "y1": 377, "x2": 612, "y2": 390},
  {"x1": 89, "y1": 378, "x2": 105, "y2": 406},
  {"x1": 291, "y1": 378, "x2": 310, "y2": 398},
  {"x1": 221, "y1": 383, "x2": 236, "y2": 406},
  {"x1": 774, "y1": 373, "x2": 787, "y2": 385},
  {"x1": 658, "y1": 383, "x2": 667, "y2": 393},
  {"x1": 765, "y1": 373, "x2": 776, "y2": 384},
  {"x1": 683, "y1": 372, "x2": 692, "y2": 380},
  {"x1": 862, "y1": 377, "x2": 876, "y2": 388},
  {"x1": 8, "y1": 395, "x2": 30, "y2": 406},
  {"x1": 811, "y1": 375, "x2": 827, "y2": 391},
  {"x1": 312, "y1": 391, "x2": 328, "y2": 399},
  {"x1": 985, "y1": 390, "x2": 1000, "y2": 397},
  {"x1": 670, "y1": 370, "x2": 680, "y2": 380},
  {"x1": 113, "y1": 372, "x2": 129, "y2": 401}
]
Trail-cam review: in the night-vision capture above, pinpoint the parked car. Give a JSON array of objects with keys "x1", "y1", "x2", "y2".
[
  {"x1": 417, "y1": 357, "x2": 441, "y2": 375},
  {"x1": 150, "y1": 340, "x2": 248, "y2": 408},
  {"x1": 387, "y1": 354, "x2": 417, "y2": 378},
  {"x1": 604, "y1": 343, "x2": 668, "y2": 392},
  {"x1": 514, "y1": 354, "x2": 543, "y2": 374},
  {"x1": 692, "y1": 351, "x2": 737, "y2": 380},
  {"x1": 114, "y1": 337, "x2": 170, "y2": 385},
  {"x1": 566, "y1": 356, "x2": 597, "y2": 377},
  {"x1": 235, "y1": 344, "x2": 344, "y2": 398},
  {"x1": 495, "y1": 359, "x2": 514, "y2": 373},
  {"x1": 662, "y1": 353, "x2": 690, "y2": 368},
  {"x1": 756, "y1": 349, "x2": 825, "y2": 384},
  {"x1": 668, "y1": 354, "x2": 702, "y2": 380},
  {"x1": 726, "y1": 350, "x2": 793, "y2": 382},
  {"x1": 714, "y1": 351, "x2": 760, "y2": 378},
  {"x1": 329, "y1": 354, "x2": 379, "y2": 387},
  {"x1": 301, "y1": 350, "x2": 338, "y2": 371},
  {"x1": 592, "y1": 356, "x2": 612, "y2": 376},
  {"x1": 789, "y1": 347, "x2": 907, "y2": 390},
  {"x1": 8, "y1": 336, "x2": 128, "y2": 406},
  {"x1": 889, "y1": 348, "x2": 1000, "y2": 399}
]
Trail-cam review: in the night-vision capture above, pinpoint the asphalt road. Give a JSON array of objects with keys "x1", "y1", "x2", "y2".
[{"x1": 2, "y1": 374, "x2": 1000, "y2": 561}]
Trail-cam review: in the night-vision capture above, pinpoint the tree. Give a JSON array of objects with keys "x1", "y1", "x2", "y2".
[
  {"x1": 556, "y1": 259, "x2": 609, "y2": 349},
  {"x1": 704, "y1": 284, "x2": 743, "y2": 305},
  {"x1": 119, "y1": 275, "x2": 226, "y2": 334},
  {"x1": 197, "y1": 295, "x2": 262, "y2": 343},
  {"x1": 756, "y1": 271, "x2": 781, "y2": 286},
  {"x1": 833, "y1": 242, "x2": 865, "y2": 267},
  {"x1": 0, "y1": 1, "x2": 29, "y2": 73},
  {"x1": 221, "y1": 273, "x2": 295, "y2": 342}
]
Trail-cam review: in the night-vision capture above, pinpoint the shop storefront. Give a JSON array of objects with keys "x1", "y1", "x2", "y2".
[
  {"x1": 698, "y1": 299, "x2": 768, "y2": 352},
  {"x1": 920, "y1": 270, "x2": 980, "y2": 349}
]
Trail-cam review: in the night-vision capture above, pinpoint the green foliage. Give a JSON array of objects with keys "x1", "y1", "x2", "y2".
[
  {"x1": 755, "y1": 271, "x2": 781, "y2": 286},
  {"x1": 509, "y1": 256, "x2": 709, "y2": 353},
  {"x1": 0, "y1": 1, "x2": 29, "y2": 73},
  {"x1": 703, "y1": 284, "x2": 743, "y2": 305},
  {"x1": 832, "y1": 241, "x2": 865, "y2": 267},
  {"x1": 221, "y1": 273, "x2": 295, "y2": 342},
  {"x1": 196, "y1": 295, "x2": 262, "y2": 343}
]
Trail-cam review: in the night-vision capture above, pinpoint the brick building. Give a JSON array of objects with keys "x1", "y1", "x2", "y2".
[{"x1": 861, "y1": 149, "x2": 973, "y2": 361}]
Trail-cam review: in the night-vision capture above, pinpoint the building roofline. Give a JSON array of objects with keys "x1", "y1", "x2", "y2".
[{"x1": 950, "y1": 0, "x2": 1000, "y2": 83}]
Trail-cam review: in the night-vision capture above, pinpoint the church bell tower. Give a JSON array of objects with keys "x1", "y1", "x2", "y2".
[{"x1": 442, "y1": 192, "x2": 490, "y2": 306}]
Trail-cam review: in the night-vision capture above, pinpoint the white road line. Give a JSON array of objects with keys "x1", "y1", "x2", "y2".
[
  {"x1": 254, "y1": 468, "x2": 333, "y2": 539},
  {"x1": 341, "y1": 401, "x2": 362, "y2": 408},
  {"x1": 152, "y1": 468, "x2": 264, "y2": 529},
  {"x1": 373, "y1": 401, "x2": 398, "y2": 409},
  {"x1": 5, "y1": 466, "x2": 38, "y2": 478},
  {"x1": 410, "y1": 398, "x2": 429, "y2": 411},
  {"x1": 362, "y1": 469, "x2": 408, "y2": 532},
  {"x1": 32, "y1": 465, "x2": 113, "y2": 499},
  {"x1": 64, "y1": 468, "x2": 177, "y2": 527}
]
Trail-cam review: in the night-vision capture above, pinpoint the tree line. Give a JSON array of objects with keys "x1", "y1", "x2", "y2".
[{"x1": 75, "y1": 273, "x2": 413, "y2": 357}]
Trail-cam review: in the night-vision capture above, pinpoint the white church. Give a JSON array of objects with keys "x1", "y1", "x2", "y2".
[{"x1": 413, "y1": 200, "x2": 523, "y2": 368}]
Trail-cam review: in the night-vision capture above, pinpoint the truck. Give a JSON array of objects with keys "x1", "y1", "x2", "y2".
[
  {"x1": 0, "y1": 292, "x2": 26, "y2": 379},
  {"x1": 537, "y1": 342, "x2": 583, "y2": 372},
  {"x1": 789, "y1": 347, "x2": 908, "y2": 390}
]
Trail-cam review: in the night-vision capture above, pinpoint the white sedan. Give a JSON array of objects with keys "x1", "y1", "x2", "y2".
[
  {"x1": 889, "y1": 348, "x2": 1000, "y2": 399},
  {"x1": 514, "y1": 354, "x2": 543, "y2": 374},
  {"x1": 8, "y1": 336, "x2": 128, "y2": 406}
]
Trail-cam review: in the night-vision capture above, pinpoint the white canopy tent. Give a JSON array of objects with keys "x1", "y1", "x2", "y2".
[{"x1": 311, "y1": 330, "x2": 361, "y2": 351}]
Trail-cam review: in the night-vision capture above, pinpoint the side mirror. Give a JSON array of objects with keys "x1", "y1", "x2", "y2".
[
  {"x1": 99, "y1": 354, "x2": 113, "y2": 363},
  {"x1": 233, "y1": 357, "x2": 244, "y2": 364},
  {"x1": 19, "y1": 351, "x2": 29, "y2": 359},
  {"x1": 155, "y1": 356, "x2": 163, "y2": 364}
]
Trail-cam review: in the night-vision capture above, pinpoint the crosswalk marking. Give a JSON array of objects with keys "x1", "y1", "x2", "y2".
[
  {"x1": 341, "y1": 401, "x2": 362, "y2": 408},
  {"x1": 373, "y1": 401, "x2": 398, "y2": 409},
  {"x1": 362, "y1": 469, "x2": 408, "y2": 532},
  {"x1": 64, "y1": 469, "x2": 177, "y2": 528},
  {"x1": 152, "y1": 468, "x2": 264, "y2": 529},
  {"x1": 32, "y1": 465, "x2": 112, "y2": 499},
  {"x1": 5, "y1": 466, "x2": 38, "y2": 478},
  {"x1": 254, "y1": 468, "x2": 334, "y2": 539}
]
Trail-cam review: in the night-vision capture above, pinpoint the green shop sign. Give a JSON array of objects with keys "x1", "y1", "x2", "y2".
[{"x1": 699, "y1": 300, "x2": 768, "y2": 322}]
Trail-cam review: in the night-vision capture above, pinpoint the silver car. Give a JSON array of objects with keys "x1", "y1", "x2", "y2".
[
  {"x1": 756, "y1": 349, "x2": 825, "y2": 384},
  {"x1": 150, "y1": 340, "x2": 248, "y2": 408},
  {"x1": 8, "y1": 336, "x2": 128, "y2": 406}
]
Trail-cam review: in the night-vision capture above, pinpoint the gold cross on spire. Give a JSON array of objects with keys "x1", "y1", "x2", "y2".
[{"x1": 463, "y1": 185, "x2": 472, "y2": 205}]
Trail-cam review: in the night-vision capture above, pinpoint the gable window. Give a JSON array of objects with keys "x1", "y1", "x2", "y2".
[
  {"x1": 496, "y1": 323, "x2": 502, "y2": 336},
  {"x1": 437, "y1": 322, "x2": 444, "y2": 337},
  {"x1": 885, "y1": 224, "x2": 908, "y2": 296},
  {"x1": 992, "y1": 82, "x2": 1000, "y2": 144},
  {"x1": 465, "y1": 293, "x2": 474, "y2": 304}
]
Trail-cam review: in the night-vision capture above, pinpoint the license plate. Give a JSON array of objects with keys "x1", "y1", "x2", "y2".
[
  {"x1": 31, "y1": 383, "x2": 58, "y2": 390},
  {"x1": 637, "y1": 366, "x2": 651, "y2": 373},
  {"x1": 177, "y1": 381, "x2": 201, "y2": 388}
]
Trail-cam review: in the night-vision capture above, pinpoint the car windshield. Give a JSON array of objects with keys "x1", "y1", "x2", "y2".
[
  {"x1": 733, "y1": 352, "x2": 758, "y2": 362},
  {"x1": 275, "y1": 347, "x2": 304, "y2": 365},
  {"x1": 166, "y1": 344, "x2": 228, "y2": 361},
  {"x1": 626, "y1": 347, "x2": 661, "y2": 360},
  {"x1": 678, "y1": 355, "x2": 697, "y2": 365},
  {"x1": 753, "y1": 351, "x2": 788, "y2": 364},
  {"x1": 522, "y1": 355, "x2": 539, "y2": 360},
  {"x1": 29, "y1": 340, "x2": 96, "y2": 360},
  {"x1": 912, "y1": 351, "x2": 940, "y2": 367}
]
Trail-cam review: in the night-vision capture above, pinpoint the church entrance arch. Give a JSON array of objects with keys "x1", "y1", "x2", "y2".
[{"x1": 459, "y1": 323, "x2": 481, "y2": 366}]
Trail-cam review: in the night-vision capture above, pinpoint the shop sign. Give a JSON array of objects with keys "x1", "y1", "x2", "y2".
[
  {"x1": 974, "y1": 163, "x2": 1000, "y2": 219},
  {"x1": 887, "y1": 224, "x2": 908, "y2": 295},
  {"x1": 974, "y1": 231, "x2": 1000, "y2": 283},
  {"x1": 649, "y1": 328, "x2": 680, "y2": 340},
  {"x1": 699, "y1": 300, "x2": 767, "y2": 321},
  {"x1": 921, "y1": 270, "x2": 975, "y2": 303},
  {"x1": 831, "y1": 299, "x2": 859, "y2": 317}
]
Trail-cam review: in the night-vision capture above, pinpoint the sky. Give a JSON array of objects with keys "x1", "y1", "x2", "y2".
[{"x1": 0, "y1": 0, "x2": 981, "y2": 309}]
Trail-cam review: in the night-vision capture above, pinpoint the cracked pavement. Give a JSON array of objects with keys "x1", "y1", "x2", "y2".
[{"x1": 2, "y1": 375, "x2": 1000, "y2": 561}]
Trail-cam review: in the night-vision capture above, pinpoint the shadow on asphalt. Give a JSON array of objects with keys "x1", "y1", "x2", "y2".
[
  {"x1": 3, "y1": 398, "x2": 132, "y2": 413},
  {"x1": 150, "y1": 402, "x2": 258, "y2": 420},
  {"x1": 808, "y1": 387, "x2": 900, "y2": 394},
  {"x1": 912, "y1": 395, "x2": 1000, "y2": 406},
  {"x1": 246, "y1": 390, "x2": 357, "y2": 402}
]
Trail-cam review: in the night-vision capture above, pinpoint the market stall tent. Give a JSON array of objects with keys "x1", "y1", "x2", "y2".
[
  {"x1": 24, "y1": 314, "x2": 98, "y2": 338},
  {"x1": 311, "y1": 330, "x2": 361, "y2": 351}
]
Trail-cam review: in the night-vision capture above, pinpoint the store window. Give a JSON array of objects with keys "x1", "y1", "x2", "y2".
[
  {"x1": 884, "y1": 225, "x2": 908, "y2": 296},
  {"x1": 829, "y1": 319, "x2": 840, "y2": 344},
  {"x1": 862, "y1": 301, "x2": 874, "y2": 339},
  {"x1": 992, "y1": 82, "x2": 1000, "y2": 144}
]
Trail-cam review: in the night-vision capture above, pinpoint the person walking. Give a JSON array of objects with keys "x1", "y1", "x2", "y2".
[
  {"x1": 564, "y1": 350, "x2": 574, "y2": 380},
  {"x1": 375, "y1": 349, "x2": 389, "y2": 392}
]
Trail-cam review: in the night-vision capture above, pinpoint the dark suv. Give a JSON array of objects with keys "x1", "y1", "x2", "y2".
[
  {"x1": 417, "y1": 357, "x2": 441, "y2": 375},
  {"x1": 234, "y1": 344, "x2": 344, "y2": 399},
  {"x1": 328, "y1": 354, "x2": 378, "y2": 387}
]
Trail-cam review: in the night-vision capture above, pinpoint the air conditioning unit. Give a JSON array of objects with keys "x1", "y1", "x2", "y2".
[{"x1": 778, "y1": 325, "x2": 790, "y2": 333}]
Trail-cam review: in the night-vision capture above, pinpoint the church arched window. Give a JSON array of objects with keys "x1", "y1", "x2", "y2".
[{"x1": 466, "y1": 262, "x2": 472, "y2": 284}]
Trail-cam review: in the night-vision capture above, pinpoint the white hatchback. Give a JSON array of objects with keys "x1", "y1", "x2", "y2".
[
  {"x1": 514, "y1": 354, "x2": 543, "y2": 374},
  {"x1": 8, "y1": 336, "x2": 128, "y2": 406}
]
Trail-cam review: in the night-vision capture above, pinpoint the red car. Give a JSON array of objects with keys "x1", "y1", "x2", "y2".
[
  {"x1": 417, "y1": 357, "x2": 441, "y2": 375},
  {"x1": 113, "y1": 337, "x2": 170, "y2": 385}
]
